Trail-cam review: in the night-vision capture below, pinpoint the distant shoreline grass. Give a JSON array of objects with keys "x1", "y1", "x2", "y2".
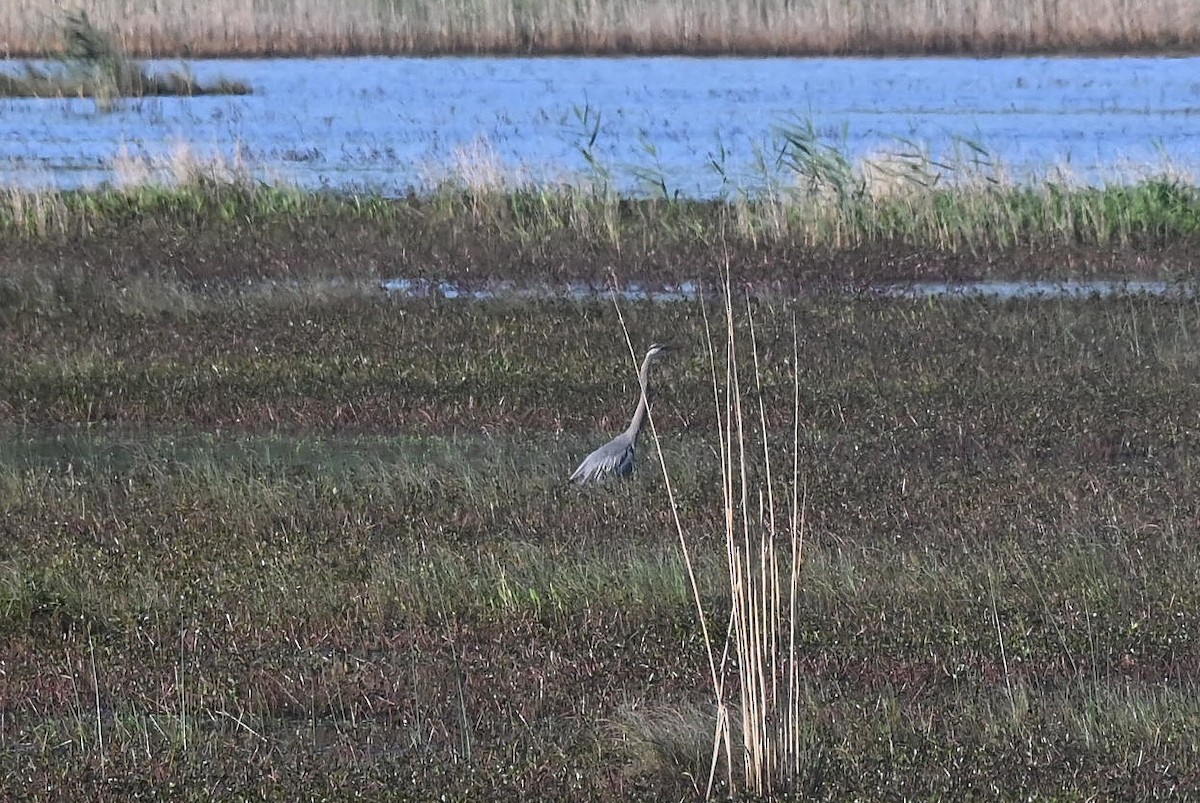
[
  {"x1": 2, "y1": 142, "x2": 1199, "y2": 286},
  {"x1": 0, "y1": 0, "x2": 1196, "y2": 57}
]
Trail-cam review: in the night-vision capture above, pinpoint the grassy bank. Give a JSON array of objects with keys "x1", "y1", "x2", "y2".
[
  {"x1": 4, "y1": 154, "x2": 1200, "y2": 287},
  {"x1": 1, "y1": 0, "x2": 1196, "y2": 57},
  {"x1": 3, "y1": 287, "x2": 1200, "y2": 799}
]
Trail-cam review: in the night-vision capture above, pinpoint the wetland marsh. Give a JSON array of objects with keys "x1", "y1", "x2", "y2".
[
  {"x1": 4, "y1": 19, "x2": 1200, "y2": 798},
  {"x1": 4, "y1": 224, "x2": 1200, "y2": 798}
]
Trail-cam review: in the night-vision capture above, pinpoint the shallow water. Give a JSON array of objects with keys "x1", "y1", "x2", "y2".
[
  {"x1": 380, "y1": 278, "x2": 703, "y2": 302},
  {"x1": 2, "y1": 55, "x2": 1199, "y2": 196},
  {"x1": 875, "y1": 279, "x2": 1199, "y2": 300},
  {"x1": 381, "y1": 277, "x2": 1197, "y2": 301}
]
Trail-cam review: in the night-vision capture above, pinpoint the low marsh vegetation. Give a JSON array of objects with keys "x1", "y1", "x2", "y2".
[
  {"x1": 1, "y1": 0, "x2": 1195, "y2": 56},
  {"x1": 4, "y1": 283, "x2": 1200, "y2": 798},
  {"x1": 3, "y1": 139, "x2": 1200, "y2": 287}
]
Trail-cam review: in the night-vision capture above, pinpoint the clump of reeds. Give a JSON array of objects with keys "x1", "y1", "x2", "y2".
[
  {"x1": 625, "y1": 276, "x2": 808, "y2": 798},
  {"x1": 110, "y1": 141, "x2": 259, "y2": 190},
  {"x1": 0, "y1": 11, "x2": 249, "y2": 102},
  {"x1": 706, "y1": 287, "x2": 808, "y2": 796},
  {"x1": 731, "y1": 120, "x2": 1200, "y2": 251},
  {"x1": 367, "y1": 122, "x2": 1200, "y2": 253},
  {"x1": 409, "y1": 123, "x2": 1200, "y2": 258}
]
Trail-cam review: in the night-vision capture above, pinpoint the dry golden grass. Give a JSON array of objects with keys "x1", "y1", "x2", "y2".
[{"x1": 0, "y1": 0, "x2": 1194, "y2": 57}]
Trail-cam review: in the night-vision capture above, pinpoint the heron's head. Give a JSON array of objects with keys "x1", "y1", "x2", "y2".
[{"x1": 646, "y1": 342, "x2": 672, "y2": 360}]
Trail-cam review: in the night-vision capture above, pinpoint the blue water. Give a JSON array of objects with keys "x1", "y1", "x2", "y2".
[{"x1": 2, "y1": 55, "x2": 1198, "y2": 196}]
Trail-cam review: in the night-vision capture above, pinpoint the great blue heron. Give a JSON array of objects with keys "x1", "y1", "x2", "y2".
[{"x1": 570, "y1": 343, "x2": 671, "y2": 484}]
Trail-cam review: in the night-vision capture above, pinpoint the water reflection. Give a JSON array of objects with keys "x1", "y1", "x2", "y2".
[
  {"x1": 875, "y1": 280, "x2": 1196, "y2": 300},
  {"x1": 381, "y1": 278, "x2": 703, "y2": 302},
  {"x1": 382, "y1": 277, "x2": 1198, "y2": 302}
]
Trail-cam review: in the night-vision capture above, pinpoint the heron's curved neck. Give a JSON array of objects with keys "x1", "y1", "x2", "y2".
[{"x1": 623, "y1": 352, "x2": 656, "y2": 442}]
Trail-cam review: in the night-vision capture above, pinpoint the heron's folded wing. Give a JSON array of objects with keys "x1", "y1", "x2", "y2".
[{"x1": 570, "y1": 437, "x2": 635, "y2": 484}]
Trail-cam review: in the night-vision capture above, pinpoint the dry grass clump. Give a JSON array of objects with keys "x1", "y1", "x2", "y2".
[
  {"x1": 622, "y1": 279, "x2": 808, "y2": 797},
  {"x1": 0, "y1": 0, "x2": 1195, "y2": 57},
  {"x1": 110, "y1": 142, "x2": 259, "y2": 189}
]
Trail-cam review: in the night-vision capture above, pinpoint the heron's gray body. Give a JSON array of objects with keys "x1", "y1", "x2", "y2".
[{"x1": 570, "y1": 343, "x2": 669, "y2": 484}]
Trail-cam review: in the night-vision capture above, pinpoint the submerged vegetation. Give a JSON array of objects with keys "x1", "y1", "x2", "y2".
[
  {"x1": 0, "y1": 11, "x2": 250, "y2": 100},
  {"x1": 0, "y1": 0, "x2": 1196, "y2": 56}
]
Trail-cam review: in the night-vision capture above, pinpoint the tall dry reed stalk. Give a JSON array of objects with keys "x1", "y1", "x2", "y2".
[
  {"x1": 706, "y1": 286, "x2": 807, "y2": 796},
  {"x1": 625, "y1": 275, "x2": 807, "y2": 798},
  {"x1": 1, "y1": 0, "x2": 1194, "y2": 57}
]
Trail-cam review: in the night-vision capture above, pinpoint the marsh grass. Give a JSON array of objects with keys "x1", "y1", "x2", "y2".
[
  {"x1": 1, "y1": 0, "x2": 1196, "y2": 56},
  {"x1": 0, "y1": 11, "x2": 250, "y2": 102},
  {"x1": 747, "y1": 123, "x2": 1200, "y2": 250},
  {"x1": 6, "y1": 289, "x2": 1200, "y2": 798},
  {"x1": 3, "y1": 136, "x2": 1199, "y2": 277}
]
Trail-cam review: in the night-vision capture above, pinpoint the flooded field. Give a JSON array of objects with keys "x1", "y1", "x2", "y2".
[{"x1": 3, "y1": 54, "x2": 1199, "y2": 195}]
